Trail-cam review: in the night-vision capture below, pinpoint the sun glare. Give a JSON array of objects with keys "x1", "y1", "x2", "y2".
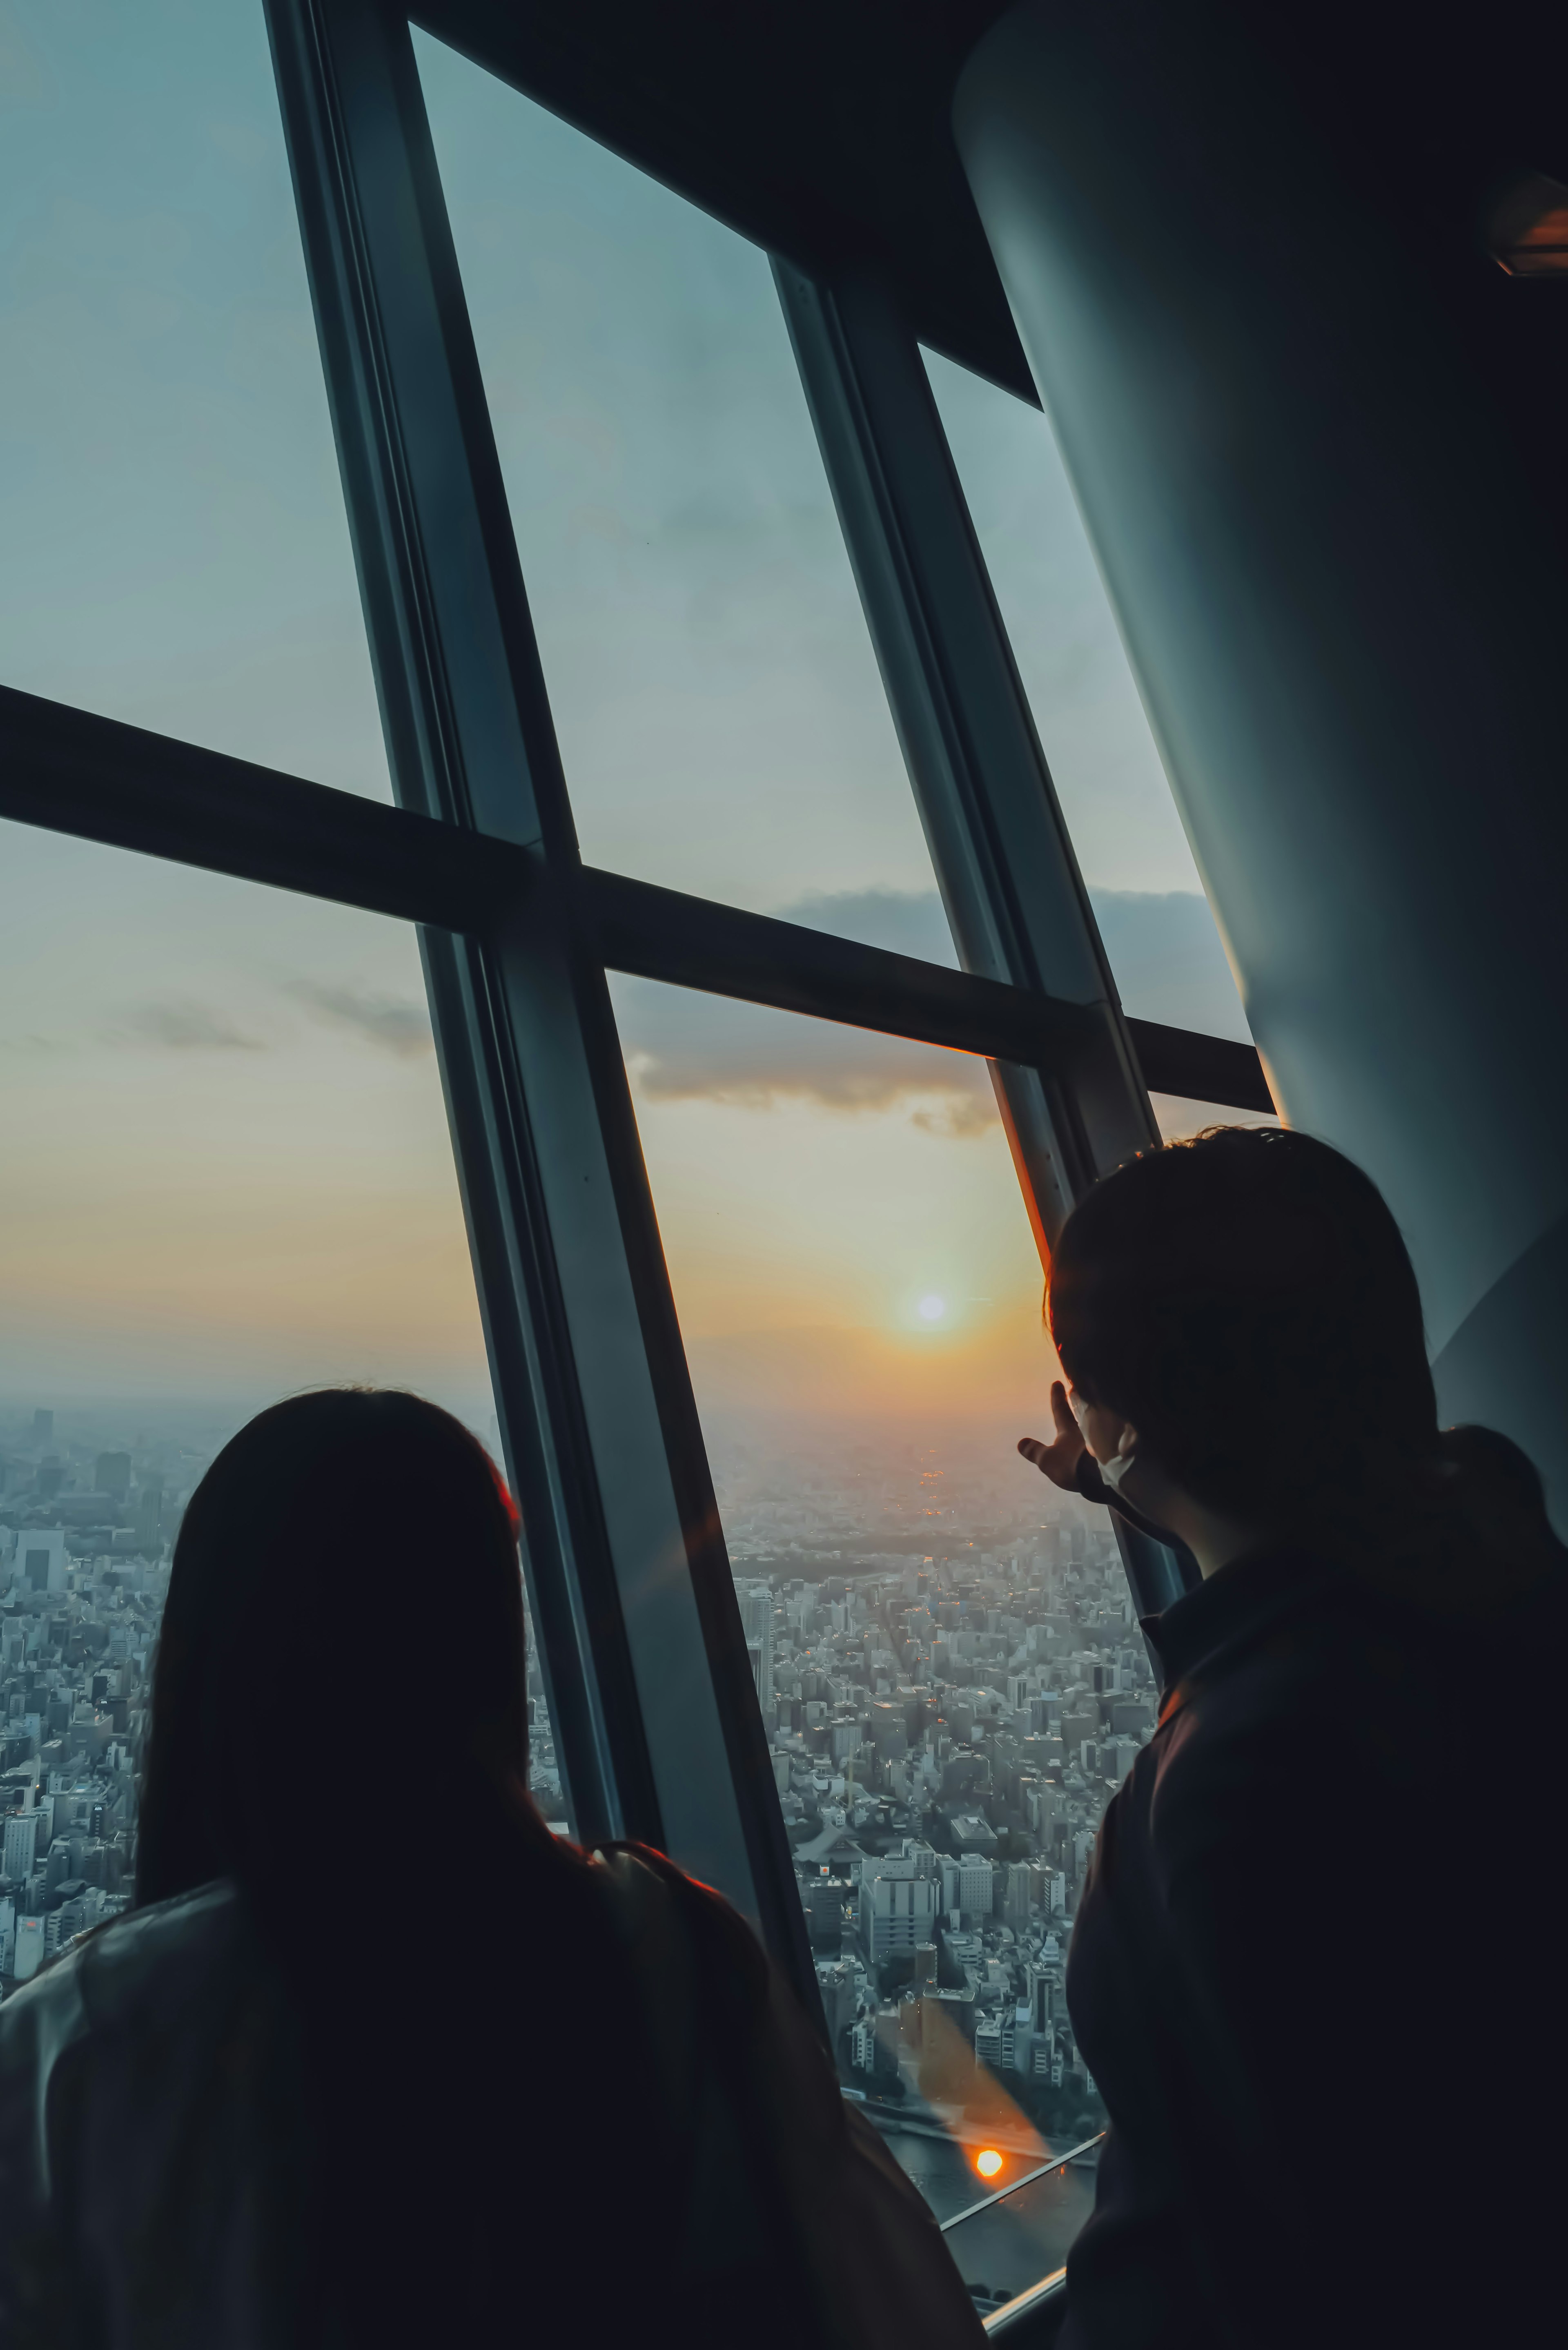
[
  {"x1": 918, "y1": 1294, "x2": 946, "y2": 1321},
  {"x1": 975, "y1": 2147, "x2": 1004, "y2": 2180}
]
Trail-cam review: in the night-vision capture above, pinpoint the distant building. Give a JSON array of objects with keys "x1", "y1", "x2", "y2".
[
  {"x1": 11, "y1": 1531, "x2": 66, "y2": 1595},
  {"x1": 815, "y1": 1956, "x2": 862, "y2": 2040},
  {"x1": 956, "y1": 1854, "x2": 995, "y2": 1917},
  {"x1": 802, "y1": 1870, "x2": 855, "y2": 1948},
  {"x1": 12, "y1": 1914, "x2": 45, "y2": 1983},
  {"x1": 1029, "y1": 1965, "x2": 1061, "y2": 2033},
  {"x1": 859, "y1": 1855, "x2": 940, "y2": 1960},
  {"x1": 2, "y1": 1811, "x2": 40, "y2": 1884},
  {"x1": 94, "y1": 1453, "x2": 132, "y2": 1503}
]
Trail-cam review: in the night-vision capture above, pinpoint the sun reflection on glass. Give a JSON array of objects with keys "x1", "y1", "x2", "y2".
[{"x1": 975, "y1": 2147, "x2": 1004, "y2": 2180}]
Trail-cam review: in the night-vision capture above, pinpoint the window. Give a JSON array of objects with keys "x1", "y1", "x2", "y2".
[
  {"x1": 925, "y1": 350, "x2": 1249, "y2": 1046},
  {"x1": 415, "y1": 31, "x2": 953, "y2": 954},
  {"x1": 620, "y1": 984, "x2": 1135, "y2": 2253},
  {"x1": 0, "y1": 1, "x2": 388, "y2": 798},
  {"x1": 0, "y1": 825, "x2": 547, "y2": 1984},
  {"x1": 0, "y1": 0, "x2": 1273, "y2": 2312}
]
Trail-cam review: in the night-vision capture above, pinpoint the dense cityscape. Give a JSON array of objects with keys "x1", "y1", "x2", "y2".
[
  {"x1": 710, "y1": 1431, "x2": 1144, "y2": 2150},
  {"x1": 0, "y1": 1400, "x2": 1139, "y2": 2299}
]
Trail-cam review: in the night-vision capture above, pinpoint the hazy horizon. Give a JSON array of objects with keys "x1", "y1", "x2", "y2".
[{"x1": 0, "y1": 4, "x2": 1259, "y2": 1447}]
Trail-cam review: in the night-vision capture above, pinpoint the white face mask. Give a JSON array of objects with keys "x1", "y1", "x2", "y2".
[
  {"x1": 1098, "y1": 1447, "x2": 1141, "y2": 1495},
  {"x1": 1070, "y1": 1389, "x2": 1140, "y2": 1492}
]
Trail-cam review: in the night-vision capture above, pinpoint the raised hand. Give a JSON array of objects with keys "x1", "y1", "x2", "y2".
[{"x1": 1018, "y1": 1380, "x2": 1086, "y2": 1493}]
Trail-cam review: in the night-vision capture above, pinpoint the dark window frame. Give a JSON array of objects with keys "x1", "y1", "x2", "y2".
[{"x1": 0, "y1": 0, "x2": 1270, "y2": 2022}]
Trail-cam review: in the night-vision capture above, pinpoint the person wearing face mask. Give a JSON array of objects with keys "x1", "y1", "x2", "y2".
[{"x1": 1013, "y1": 1126, "x2": 1568, "y2": 2350}]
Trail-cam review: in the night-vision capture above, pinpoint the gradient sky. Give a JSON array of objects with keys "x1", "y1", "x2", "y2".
[{"x1": 0, "y1": 3, "x2": 1257, "y2": 1443}]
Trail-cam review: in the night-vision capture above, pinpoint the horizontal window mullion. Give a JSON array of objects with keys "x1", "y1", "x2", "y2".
[
  {"x1": 584, "y1": 865, "x2": 1273, "y2": 1113},
  {"x1": 581, "y1": 863, "x2": 1079, "y2": 1064},
  {"x1": 0, "y1": 683, "x2": 524, "y2": 933}
]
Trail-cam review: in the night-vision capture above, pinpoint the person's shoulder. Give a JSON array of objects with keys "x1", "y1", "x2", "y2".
[
  {"x1": 0, "y1": 1879, "x2": 249, "y2": 2070},
  {"x1": 591, "y1": 1842, "x2": 768, "y2": 1989}
]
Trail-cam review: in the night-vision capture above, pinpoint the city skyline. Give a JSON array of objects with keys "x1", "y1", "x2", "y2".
[{"x1": 0, "y1": 1383, "x2": 1127, "y2": 2310}]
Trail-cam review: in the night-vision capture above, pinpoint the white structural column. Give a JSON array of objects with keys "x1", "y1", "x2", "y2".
[{"x1": 956, "y1": 0, "x2": 1568, "y2": 1524}]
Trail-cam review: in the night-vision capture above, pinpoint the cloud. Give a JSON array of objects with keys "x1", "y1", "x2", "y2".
[
  {"x1": 118, "y1": 1000, "x2": 266, "y2": 1052},
  {"x1": 771, "y1": 889, "x2": 960, "y2": 967},
  {"x1": 614, "y1": 885, "x2": 985, "y2": 1122},
  {"x1": 289, "y1": 981, "x2": 433, "y2": 1059},
  {"x1": 613, "y1": 885, "x2": 1250, "y2": 1119},
  {"x1": 613, "y1": 970, "x2": 992, "y2": 1129}
]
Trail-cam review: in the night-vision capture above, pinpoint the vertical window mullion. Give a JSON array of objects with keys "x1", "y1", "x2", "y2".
[
  {"x1": 774, "y1": 262, "x2": 1192, "y2": 1616},
  {"x1": 265, "y1": 0, "x2": 819, "y2": 1986}
]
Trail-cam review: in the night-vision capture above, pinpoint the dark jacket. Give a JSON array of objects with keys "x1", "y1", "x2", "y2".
[
  {"x1": 1059, "y1": 1499, "x2": 1568, "y2": 2348},
  {"x1": 0, "y1": 1853, "x2": 985, "y2": 2350}
]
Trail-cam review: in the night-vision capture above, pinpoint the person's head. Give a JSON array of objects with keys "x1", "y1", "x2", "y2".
[
  {"x1": 1048, "y1": 1126, "x2": 1438, "y2": 1533},
  {"x1": 137, "y1": 1387, "x2": 525, "y2": 1911}
]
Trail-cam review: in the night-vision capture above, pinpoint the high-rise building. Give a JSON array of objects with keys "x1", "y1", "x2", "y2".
[
  {"x1": 859, "y1": 1855, "x2": 941, "y2": 1960},
  {"x1": 815, "y1": 1956, "x2": 861, "y2": 2041},
  {"x1": 94, "y1": 1453, "x2": 132, "y2": 1503},
  {"x1": 133, "y1": 1476, "x2": 165, "y2": 1551},
  {"x1": 13, "y1": 1531, "x2": 67, "y2": 1595},
  {"x1": 12, "y1": 1914, "x2": 46, "y2": 1983},
  {"x1": 31, "y1": 1410, "x2": 53, "y2": 1448},
  {"x1": 2, "y1": 1810, "x2": 40, "y2": 1884},
  {"x1": 957, "y1": 1854, "x2": 995, "y2": 1917},
  {"x1": 739, "y1": 1583, "x2": 773, "y2": 1705}
]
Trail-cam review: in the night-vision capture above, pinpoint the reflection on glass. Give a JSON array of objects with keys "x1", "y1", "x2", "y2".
[
  {"x1": 0, "y1": 0, "x2": 388, "y2": 797},
  {"x1": 939, "y1": 2134, "x2": 1104, "y2": 2315},
  {"x1": 0, "y1": 827, "x2": 563, "y2": 1998},
  {"x1": 924, "y1": 350, "x2": 1251, "y2": 1045},
  {"x1": 615, "y1": 978, "x2": 1146, "y2": 2288},
  {"x1": 414, "y1": 33, "x2": 947, "y2": 952}
]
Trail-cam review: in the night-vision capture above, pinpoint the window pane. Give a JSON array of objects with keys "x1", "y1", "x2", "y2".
[
  {"x1": 925, "y1": 350, "x2": 1251, "y2": 1043},
  {"x1": 0, "y1": 827, "x2": 564, "y2": 1994},
  {"x1": 0, "y1": 2, "x2": 389, "y2": 798},
  {"x1": 414, "y1": 33, "x2": 951, "y2": 959},
  {"x1": 614, "y1": 977, "x2": 1150, "y2": 2286}
]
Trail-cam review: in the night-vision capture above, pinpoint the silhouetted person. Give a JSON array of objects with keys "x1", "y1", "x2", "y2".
[
  {"x1": 1018, "y1": 1127, "x2": 1568, "y2": 2350},
  {"x1": 0, "y1": 1389, "x2": 983, "y2": 2350}
]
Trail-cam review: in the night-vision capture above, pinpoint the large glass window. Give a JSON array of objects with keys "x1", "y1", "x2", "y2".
[
  {"x1": 0, "y1": 825, "x2": 562, "y2": 1993},
  {"x1": 616, "y1": 979, "x2": 1159, "y2": 2296},
  {"x1": 926, "y1": 350, "x2": 1252, "y2": 1046},
  {"x1": 0, "y1": 1, "x2": 389, "y2": 798},
  {"x1": 0, "y1": 13, "x2": 1268, "y2": 2319},
  {"x1": 414, "y1": 33, "x2": 953, "y2": 956}
]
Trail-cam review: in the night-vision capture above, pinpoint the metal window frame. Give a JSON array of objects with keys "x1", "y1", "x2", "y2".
[{"x1": 0, "y1": 0, "x2": 1272, "y2": 2013}]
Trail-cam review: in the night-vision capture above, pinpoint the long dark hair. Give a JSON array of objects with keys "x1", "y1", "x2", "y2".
[
  {"x1": 139, "y1": 1389, "x2": 531, "y2": 1907},
  {"x1": 1049, "y1": 1128, "x2": 1438, "y2": 1532},
  {"x1": 137, "y1": 1389, "x2": 662, "y2": 2345}
]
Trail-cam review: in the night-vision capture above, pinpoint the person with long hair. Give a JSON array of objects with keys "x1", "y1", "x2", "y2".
[
  {"x1": 0, "y1": 1389, "x2": 984, "y2": 2350},
  {"x1": 1017, "y1": 1126, "x2": 1568, "y2": 2349}
]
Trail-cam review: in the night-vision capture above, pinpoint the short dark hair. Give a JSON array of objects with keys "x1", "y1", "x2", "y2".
[{"x1": 1048, "y1": 1127, "x2": 1438, "y2": 1524}]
